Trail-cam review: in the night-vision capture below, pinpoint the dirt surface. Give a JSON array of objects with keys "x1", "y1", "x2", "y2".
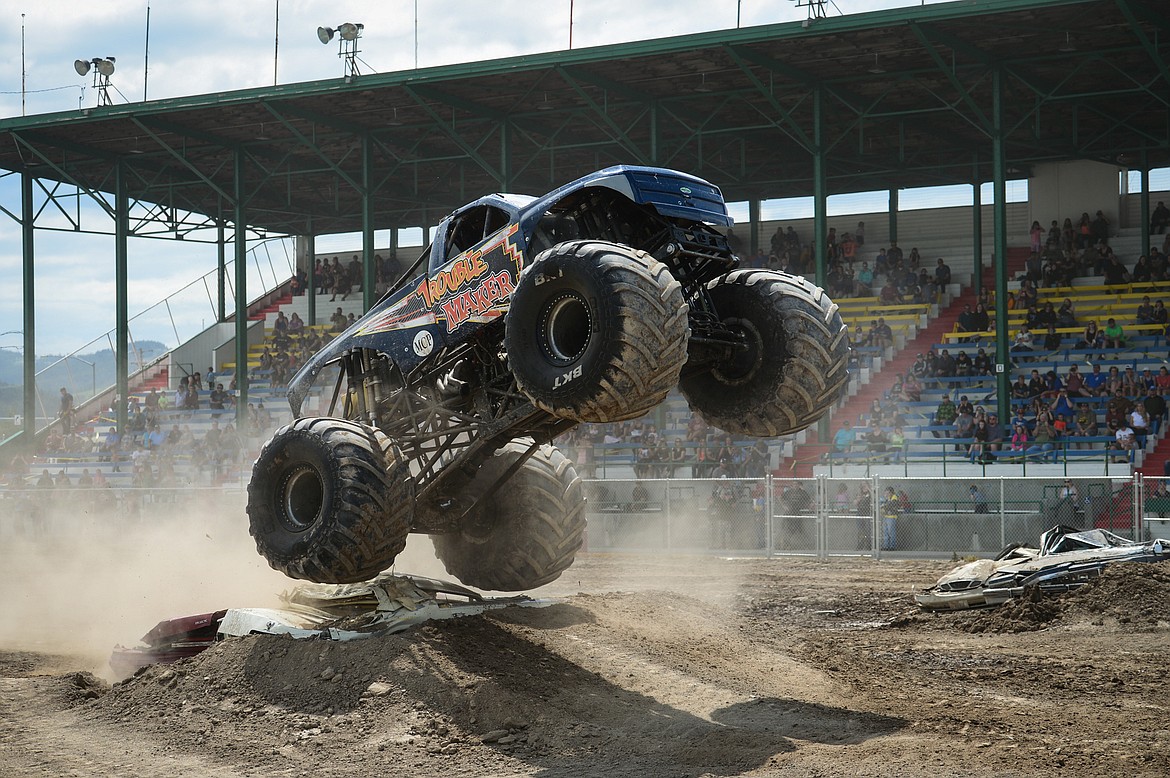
[{"x1": 4, "y1": 541, "x2": 1170, "y2": 777}]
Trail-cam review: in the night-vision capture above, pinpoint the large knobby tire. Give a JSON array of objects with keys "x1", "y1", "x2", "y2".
[
  {"x1": 505, "y1": 240, "x2": 689, "y2": 423},
  {"x1": 431, "y1": 441, "x2": 586, "y2": 591},
  {"x1": 247, "y1": 417, "x2": 413, "y2": 584},
  {"x1": 681, "y1": 269, "x2": 849, "y2": 438}
]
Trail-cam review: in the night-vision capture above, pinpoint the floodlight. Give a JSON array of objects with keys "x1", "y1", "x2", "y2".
[
  {"x1": 96, "y1": 58, "x2": 116, "y2": 77},
  {"x1": 338, "y1": 22, "x2": 363, "y2": 41},
  {"x1": 74, "y1": 59, "x2": 91, "y2": 76},
  {"x1": 317, "y1": 26, "x2": 334, "y2": 44}
]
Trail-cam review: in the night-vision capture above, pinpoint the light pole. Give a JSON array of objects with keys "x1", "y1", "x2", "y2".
[
  {"x1": 72, "y1": 356, "x2": 97, "y2": 399},
  {"x1": 317, "y1": 22, "x2": 363, "y2": 80},
  {"x1": 74, "y1": 57, "x2": 116, "y2": 107}
]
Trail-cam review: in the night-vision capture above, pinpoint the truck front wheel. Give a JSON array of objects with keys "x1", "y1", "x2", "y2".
[
  {"x1": 505, "y1": 240, "x2": 689, "y2": 424},
  {"x1": 247, "y1": 417, "x2": 413, "y2": 583}
]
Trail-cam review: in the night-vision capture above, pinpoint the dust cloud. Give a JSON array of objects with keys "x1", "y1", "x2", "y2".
[{"x1": 0, "y1": 488, "x2": 287, "y2": 678}]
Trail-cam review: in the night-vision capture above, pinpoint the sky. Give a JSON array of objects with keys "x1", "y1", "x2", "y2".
[{"x1": 0, "y1": 0, "x2": 1116, "y2": 362}]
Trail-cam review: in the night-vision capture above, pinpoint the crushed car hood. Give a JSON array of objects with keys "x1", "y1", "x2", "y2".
[
  {"x1": 915, "y1": 525, "x2": 1170, "y2": 612},
  {"x1": 111, "y1": 573, "x2": 552, "y2": 677}
]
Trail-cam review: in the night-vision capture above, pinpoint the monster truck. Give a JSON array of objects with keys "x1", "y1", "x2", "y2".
[{"x1": 247, "y1": 165, "x2": 849, "y2": 590}]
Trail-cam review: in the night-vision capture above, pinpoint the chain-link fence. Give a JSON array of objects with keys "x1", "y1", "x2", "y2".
[
  {"x1": 583, "y1": 474, "x2": 1148, "y2": 557},
  {"x1": 0, "y1": 476, "x2": 1159, "y2": 559}
]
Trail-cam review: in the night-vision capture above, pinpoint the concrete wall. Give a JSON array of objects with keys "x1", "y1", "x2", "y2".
[
  {"x1": 753, "y1": 201, "x2": 1030, "y2": 281},
  {"x1": 1028, "y1": 160, "x2": 1123, "y2": 231}
]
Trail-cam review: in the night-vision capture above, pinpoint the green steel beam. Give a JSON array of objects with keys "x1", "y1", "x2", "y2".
[
  {"x1": 992, "y1": 70, "x2": 1010, "y2": 427},
  {"x1": 812, "y1": 88, "x2": 827, "y2": 288},
  {"x1": 363, "y1": 135, "x2": 376, "y2": 313},
  {"x1": 556, "y1": 67, "x2": 651, "y2": 163},
  {"x1": 306, "y1": 232, "x2": 316, "y2": 327},
  {"x1": 21, "y1": 170, "x2": 35, "y2": 449},
  {"x1": 217, "y1": 217, "x2": 227, "y2": 322},
  {"x1": 234, "y1": 148, "x2": 249, "y2": 423},
  {"x1": 115, "y1": 161, "x2": 130, "y2": 438}
]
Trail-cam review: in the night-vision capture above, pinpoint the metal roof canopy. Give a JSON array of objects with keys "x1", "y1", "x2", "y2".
[
  {"x1": 1, "y1": 0, "x2": 1167, "y2": 450},
  {"x1": 0, "y1": 0, "x2": 1167, "y2": 240}
]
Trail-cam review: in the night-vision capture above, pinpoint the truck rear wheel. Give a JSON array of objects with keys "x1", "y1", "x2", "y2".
[
  {"x1": 681, "y1": 270, "x2": 849, "y2": 438},
  {"x1": 247, "y1": 417, "x2": 413, "y2": 583},
  {"x1": 505, "y1": 240, "x2": 689, "y2": 423},
  {"x1": 431, "y1": 441, "x2": 585, "y2": 591}
]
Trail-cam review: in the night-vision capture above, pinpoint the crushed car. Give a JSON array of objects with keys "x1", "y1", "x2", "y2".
[
  {"x1": 914, "y1": 525, "x2": 1170, "y2": 611},
  {"x1": 110, "y1": 573, "x2": 552, "y2": 678}
]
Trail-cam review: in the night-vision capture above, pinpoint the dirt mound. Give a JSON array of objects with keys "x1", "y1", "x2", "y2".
[
  {"x1": 898, "y1": 559, "x2": 1170, "y2": 634},
  {"x1": 962, "y1": 584, "x2": 1065, "y2": 633},
  {"x1": 1061, "y1": 559, "x2": 1170, "y2": 628}
]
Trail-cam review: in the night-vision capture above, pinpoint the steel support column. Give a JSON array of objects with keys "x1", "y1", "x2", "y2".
[
  {"x1": 217, "y1": 218, "x2": 226, "y2": 322},
  {"x1": 234, "y1": 149, "x2": 249, "y2": 423},
  {"x1": 20, "y1": 170, "x2": 35, "y2": 448},
  {"x1": 115, "y1": 162, "x2": 130, "y2": 438},
  {"x1": 749, "y1": 199, "x2": 761, "y2": 258},
  {"x1": 1140, "y1": 163, "x2": 1150, "y2": 257},
  {"x1": 992, "y1": 70, "x2": 1010, "y2": 426},
  {"x1": 306, "y1": 232, "x2": 316, "y2": 326},
  {"x1": 888, "y1": 188, "x2": 898, "y2": 247},
  {"x1": 812, "y1": 88, "x2": 827, "y2": 287},
  {"x1": 972, "y1": 179, "x2": 983, "y2": 292},
  {"x1": 362, "y1": 135, "x2": 376, "y2": 312}
]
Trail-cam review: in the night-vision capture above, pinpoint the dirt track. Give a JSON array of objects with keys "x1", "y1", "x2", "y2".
[{"x1": 4, "y1": 550, "x2": 1170, "y2": 777}]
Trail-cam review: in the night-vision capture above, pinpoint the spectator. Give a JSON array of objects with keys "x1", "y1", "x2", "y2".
[
  {"x1": 1111, "y1": 420, "x2": 1137, "y2": 462},
  {"x1": 1090, "y1": 210, "x2": 1110, "y2": 245},
  {"x1": 1084, "y1": 363, "x2": 1107, "y2": 396},
  {"x1": 1129, "y1": 405, "x2": 1150, "y2": 449},
  {"x1": 935, "y1": 349, "x2": 957, "y2": 378},
  {"x1": 1012, "y1": 374, "x2": 1032, "y2": 400},
  {"x1": 58, "y1": 387, "x2": 75, "y2": 431},
  {"x1": 1156, "y1": 366, "x2": 1170, "y2": 395},
  {"x1": 888, "y1": 425, "x2": 906, "y2": 463},
  {"x1": 1143, "y1": 387, "x2": 1167, "y2": 436},
  {"x1": 1012, "y1": 325, "x2": 1034, "y2": 353},
  {"x1": 969, "y1": 421, "x2": 990, "y2": 464},
  {"x1": 1103, "y1": 255, "x2": 1129, "y2": 286},
  {"x1": 1102, "y1": 318, "x2": 1125, "y2": 348},
  {"x1": 934, "y1": 257, "x2": 951, "y2": 289},
  {"x1": 1064, "y1": 365, "x2": 1090, "y2": 397},
  {"x1": 986, "y1": 414, "x2": 1004, "y2": 454},
  {"x1": 855, "y1": 262, "x2": 874, "y2": 296},
  {"x1": 1152, "y1": 201, "x2": 1170, "y2": 235},
  {"x1": 970, "y1": 484, "x2": 989, "y2": 513},
  {"x1": 1029, "y1": 220, "x2": 1044, "y2": 254},
  {"x1": 972, "y1": 348, "x2": 993, "y2": 376},
  {"x1": 901, "y1": 372, "x2": 923, "y2": 402},
  {"x1": 1028, "y1": 419, "x2": 1058, "y2": 462},
  {"x1": 934, "y1": 394, "x2": 957, "y2": 436},
  {"x1": 1074, "y1": 404, "x2": 1099, "y2": 449},
  {"x1": 1043, "y1": 324, "x2": 1061, "y2": 351},
  {"x1": 833, "y1": 420, "x2": 856, "y2": 455},
  {"x1": 865, "y1": 420, "x2": 889, "y2": 461},
  {"x1": 879, "y1": 487, "x2": 900, "y2": 550}
]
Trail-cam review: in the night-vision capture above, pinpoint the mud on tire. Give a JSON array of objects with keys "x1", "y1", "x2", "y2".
[
  {"x1": 681, "y1": 269, "x2": 849, "y2": 438},
  {"x1": 247, "y1": 417, "x2": 413, "y2": 584},
  {"x1": 505, "y1": 240, "x2": 689, "y2": 424},
  {"x1": 431, "y1": 441, "x2": 586, "y2": 591}
]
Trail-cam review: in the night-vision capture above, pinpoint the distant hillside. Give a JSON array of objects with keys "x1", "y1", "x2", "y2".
[{"x1": 0, "y1": 341, "x2": 168, "y2": 417}]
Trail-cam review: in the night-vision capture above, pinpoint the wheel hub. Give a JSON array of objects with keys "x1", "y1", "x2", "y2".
[
  {"x1": 281, "y1": 465, "x2": 324, "y2": 533},
  {"x1": 711, "y1": 317, "x2": 765, "y2": 385},
  {"x1": 540, "y1": 292, "x2": 591, "y2": 366}
]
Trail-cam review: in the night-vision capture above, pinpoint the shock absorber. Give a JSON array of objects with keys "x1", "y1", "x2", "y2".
[{"x1": 359, "y1": 348, "x2": 383, "y2": 427}]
